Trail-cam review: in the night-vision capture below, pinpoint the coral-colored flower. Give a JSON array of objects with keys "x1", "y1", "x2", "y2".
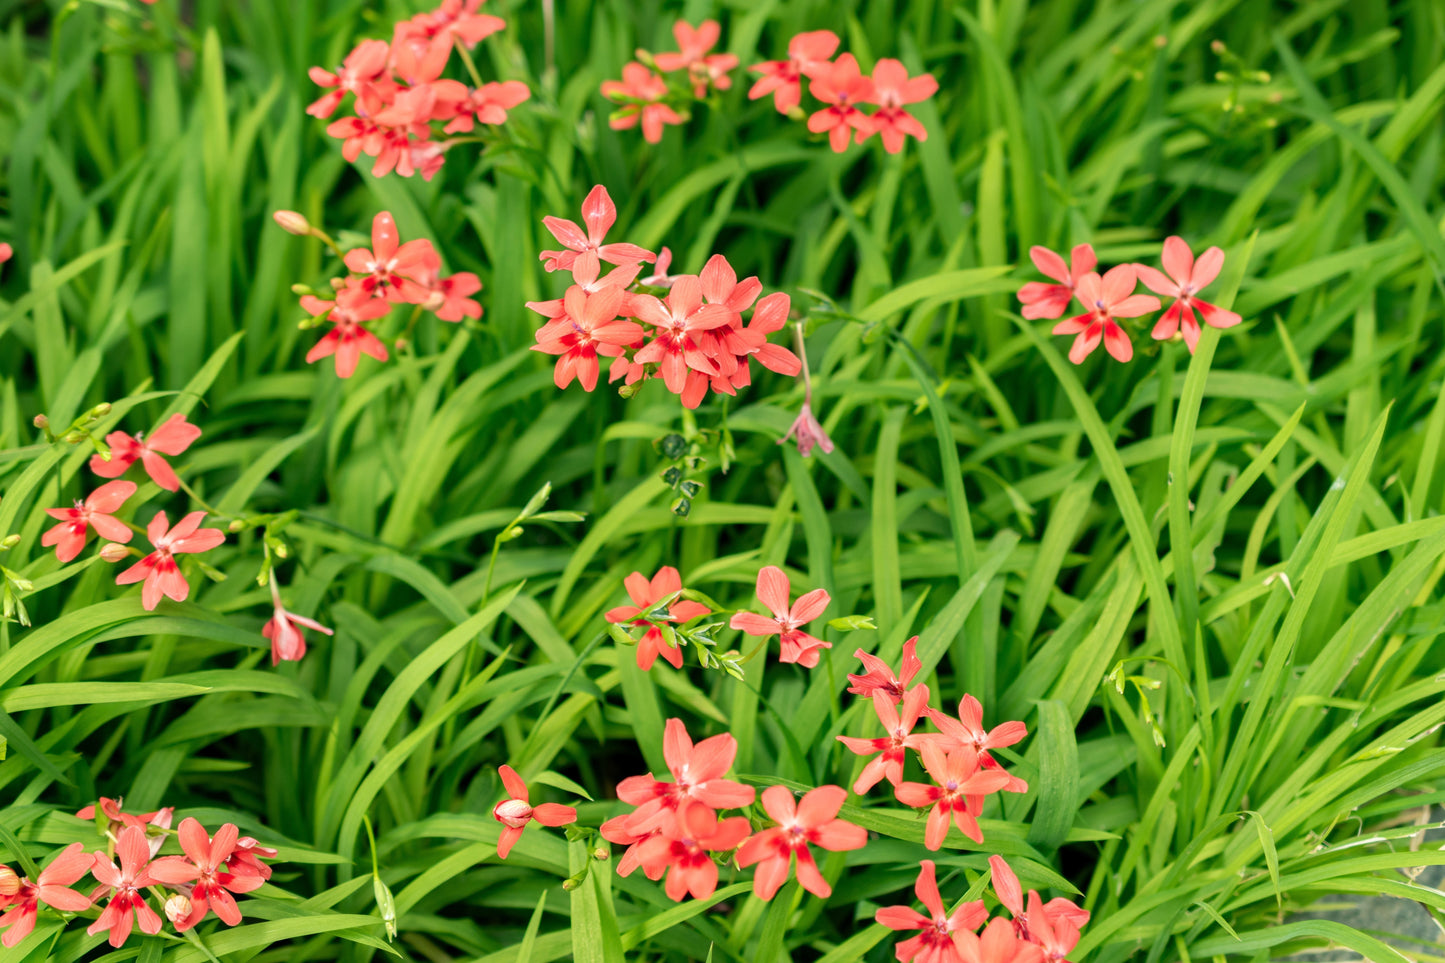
[
  {"x1": 988, "y1": 856, "x2": 1090, "y2": 951},
  {"x1": 42, "y1": 480, "x2": 136, "y2": 563},
  {"x1": 729, "y1": 565, "x2": 831, "y2": 667},
  {"x1": 90, "y1": 413, "x2": 202, "y2": 493},
  {"x1": 894, "y1": 744, "x2": 1013, "y2": 849},
  {"x1": 616, "y1": 718, "x2": 755, "y2": 833},
  {"x1": 735, "y1": 785, "x2": 865, "y2": 899},
  {"x1": 730, "y1": 291, "x2": 801, "y2": 377},
  {"x1": 1135, "y1": 237, "x2": 1241, "y2": 353},
  {"x1": 807, "y1": 54, "x2": 875, "y2": 152},
  {"x1": 631, "y1": 277, "x2": 734, "y2": 404},
  {"x1": 442, "y1": 80, "x2": 531, "y2": 133},
  {"x1": 302, "y1": 294, "x2": 394, "y2": 378},
  {"x1": 847, "y1": 636, "x2": 923, "y2": 703},
  {"x1": 0, "y1": 243, "x2": 11, "y2": 266},
  {"x1": 88, "y1": 826, "x2": 162, "y2": 947},
  {"x1": 1017, "y1": 245, "x2": 1096, "y2": 321},
  {"x1": 640, "y1": 246, "x2": 676, "y2": 288},
  {"x1": 148, "y1": 819, "x2": 266, "y2": 929},
  {"x1": 491, "y1": 765, "x2": 577, "y2": 858},
  {"x1": 114, "y1": 511, "x2": 225, "y2": 611},
  {"x1": 390, "y1": 22, "x2": 453, "y2": 85},
  {"x1": 529, "y1": 286, "x2": 645, "y2": 392},
  {"x1": 307, "y1": 39, "x2": 392, "y2": 118},
  {"x1": 875, "y1": 859, "x2": 988, "y2": 963},
  {"x1": 860, "y1": 59, "x2": 936, "y2": 153},
  {"x1": 1051, "y1": 266, "x2": 1159, "y2": 364},
  {"x1": 424, "y1": 271, "x2": 483, "y2": 322},
  {"x1": 224, "y1": 837, "x2": 278, "y2": 882},
  {"x1": 653, "y1": 20, "x2": 738, "y2": 98},
  {"x1": 601, "y1": 63, "x2": 685, "y2": 144},
  {"x1": 599, "y1": 815, "x2": 663, "y2": 881},
  {"x1": 1018, "y1": 891, "x2": 1083, "y2": 962},
  {"x1": 539, "y1": 185, "x2": 656, "y2": 277},
  {"x1": 0, "y1": 844, "x2": 93, "y2": 948},
  {"x1": 837, "y1": 686, "x2": 937, "y2": 794},
  {"x1": 959, "y1": 917, "x2": 1048, "y2": 963},
  {"x1": 604, "y1": 566, "x2": 711, "y2": 671},
  {"x1": 780, "y1": 402, "x2": 834, "y2": 457},
  {"x1": 76, "y1": 798, "x2": 174, "y2": 857},
  {"x1": 263, "y1": 579, "x2": 333, "y2": 666},
  {"x1": 418, "y1": 0, "x2": 505, "y2": 48},
  {"x1": 636, "y1": 802, "x2": 752, "y2": 901},
  {"x1": 928, "y1": 696, "x2": 1030, "y2": 798},
  {"x1": 748, "y1": 30, "x2": 840, "y2": 113},
  {"x1": 343, "y1": 212, "x2": 441, "y2": 304}
]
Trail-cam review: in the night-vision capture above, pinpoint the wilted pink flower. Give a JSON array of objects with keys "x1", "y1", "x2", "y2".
[
  {"x1": 263, "y1": 579, "x2": 333, "y2": 666},
  {"x1": 1051, "y1": 266, "x2": 1159, "y2": 364},
  {"x1": 115, "y1": 511, "x2": 225, "y2": 611},
  {"x1": 729, "y1": 565, "x2": 831, "y2": 667},
  {"x1": 1018, "y1": 245, "x2": 1097, "y2": 320},
  {"x1": 807, "y1": 54, "x2": 874, "y2": 152},
  {"x1": 1135, "y1": 237, "x2": 1242, "y2": 353},
  {"x1": 77, "y1": 798, "x2": 174, "y2": 857},
  {"x1": 492, "y1": 765, "x2": 577, "y2": 859},
  {"x1": 42, "y1": 480, "x2": 136, "y2": 563},
  {"x1": 748, "y1": 30, "x2": 839, "y2": 113},
  {"x1": 91, "y1": 413, "x2": 202, "y2": 493}
]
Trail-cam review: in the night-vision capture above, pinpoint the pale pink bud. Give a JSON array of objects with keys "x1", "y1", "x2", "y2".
[
  {"x1": 98, "y1": 543, "x2": 131, "y2": 563},
  {"x1": 272, "y1": 210, "x2": 311, "y2": 236},
  {"x1": 492, "y1": 798, "x2": 533, "y2": 829},
  {"x1": 165, "y1": 893, "x2": 193, "y2": 926},
  {"x1": 779, "y1": 402, "x2": 835, "y2": 458},
  {"x1": 0, "y1": 865, "x2": 20, "y2": 897}
]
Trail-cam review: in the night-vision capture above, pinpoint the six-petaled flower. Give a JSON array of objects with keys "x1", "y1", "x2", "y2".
[
  {"x1": 729, "y1": 565, "x2": 832, "y2": 667},
  {"x1": 115, "y1": 511, "x2": 225, "y2": 611},
  {"x1": 734, "y1": 784, "x2": 866, "y2": 899}
]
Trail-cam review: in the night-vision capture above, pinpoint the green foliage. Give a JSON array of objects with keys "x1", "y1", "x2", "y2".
[{"x1": 0, "y1": 0, "x2": 1442, "y2": 960}]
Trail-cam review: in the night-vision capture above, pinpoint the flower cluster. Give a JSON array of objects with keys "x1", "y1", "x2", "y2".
[
  {"x1": 0, "y1": 800, "x2": 274, "y2": 949},
  {"x1": 1020, "y1": 237, "x2": 1242, "y2": 363},
  {"x1": 876, "y1": 855, "x2": 1089, "y2": 963},
  {"x1": 308, "y1": 0, "x2": 528, "y2": 179},
  {"x1": 280, "y1": 210, "x2": 481, "y2": 378},
  {"x1": 528, "y1": 186, "x2": 801, "y2": 407},
  {"x1": 837, "y1": 640, "x2": 1029, "y2": 849},
  {"x1": 750, "y1": 32, "x2": 938, "y2": 153},
  {"x1": 601, "y1": 20, "x2": 737, "y2": 142}
]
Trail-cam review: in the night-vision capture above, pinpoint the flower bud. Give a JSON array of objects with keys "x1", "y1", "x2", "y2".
[
  {"x1": 98, "y1": 543, "x2": 132, "y2": 563},
  {"x1": 0, "y1": 865, "x2": 20, "y2": 896},
  {"x1": 228, "y1": 519, "x2": 245, "y2": 532},
  {"x1": 164, "y1": 893, "x2": 193, "y2": 927},
  {"x1": 88, "y1": 402, "x2": 112, "y2": 419},
  {"x1": 422, "y1": 289, "x2": 446, "y2": 312},
  {"x1": 32, "y1": 414, "x2": 49, "y2": 430},
  {"x1": 593, "y1": 847, "x2": 608, "y2": 861},
  {"x1": 272, "y1": 210, "x2": 311, "y2": 236},
  {"x1": 0, "y1": 535, "x2": 20, "y2": 551}
]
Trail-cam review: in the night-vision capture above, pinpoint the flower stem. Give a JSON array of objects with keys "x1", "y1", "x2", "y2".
[{"x1": 454, "y1": 42, "x2": 486, "y2": 90}]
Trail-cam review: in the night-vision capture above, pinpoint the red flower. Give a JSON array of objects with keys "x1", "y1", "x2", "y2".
[
  {"x1": 0, "y1": 843, "x2": 93, "y2": 948},
  {"x1": 734, "y1": 785, "x2": 866, "y2": 899},
  {"x1": 837, "y1": 686, "x2": 938, "y2": 795},
  {"x1": 491, "y1": 765, "x2": 577, "y2": 858},
  {"x1": 631, "y1": 277, "x2": 734, "y2": 404},
  {"x1": 343, "y1": 212, "x2": 441, "y2": 304},
  {"x1": 91, "y1": 413, "x2": 202, "y2": 493},
  {"x1": 861, "y1": 59, "x2": 937, "y2": 153},
  {"x1": 729, "y1": 290, "x2": 801, "y2": 378},
  {"x1": 539, "y1": 185, "x2": 656, "y2": 277},
  {"x1": 1017, "y1": 245, "x2": 1096, "y2": 320},
  {"x1": 598, "y1": 815, "x2": 662, "y2": 881},
  {"x1": 264, "y1": 579, "x2": 333, "y2": 666},
  {"x1": 424, "y1": 271, "x2": 483, "y2": 322},
  {"x1": 529, "y1": 286, "x2": 644, "y2": 392},
  {"x1": 875, "y1": 859, "x2": 987, "y2": 963},
  {"x1": 653, "y1": 20, "x2": 739, "y2": 98},
  {"x1": 302, "y1": 294, "x2": 394, "y2": 378},
  {"x1": 42, "y1": 480, "x2": 136, "y2": 563},
  {"x1": 1135, "y1": 236, "x2": 1242, "y2": 353},
  {"x1": 729, "y1": 565, "x2": 831, "y2": 667},
  {"x1": 846, "y1": 636, "x2": 923, "y2": 703},
  {"x1": 442, "y1": 80, "x2": 531, "y2": 133},
  {"x1": 76, "y1": 798, "x2": 174, "y2": 857},
  {"x1": 604, "y1": 566, "x2": 711, "y2": 671},
  {"x1": 893, "y1": 744, "x2": 1012, "y2": 849},
  {"x1": 149, "y1": 818, "x2": 266, "y2": 929},
  {"x1": 390, "y1": 22, "x2": 453, "y2": 85},
  {"x1": 958, "y1": 917, "x2": 1048, "y2": 963},
  {"x1": 928, "y1": 696, "x2": 1030, "y2": 798},
  {"x1": 748, "y1": 30, "x2": 839, "y2": 113},
  {"x1": 1019, "y1": 892, "x2": 1083, "y2": 963},
  {"x1": 307, "y1": 39, "x2": 393, "y2": 118},
  {"x1": 416, "y1": 0, "x2": 505, "y2": 49},
  {"x1": 88, "y1": 826, "x2": 163, "y2": 947},
  {"x1": 225, "y1": 836, "x2": 278, "y2": 881},
  {"x1": 601, "y1": 63, "x2": 685, "y2": 144},
  {"x1": 635, "y1": 802, "x2": 751, "y2": 901},
  {"x1": 0, "y1": 243, "x2": 11, "y2": 266},
  {"x1": 616, "y1": 718, "x2": 755, "y2": 833},
  {"x1": 988, "y1": 856, "x2": 1090, "y2": 953},
  {"x1": 1050, "y1": 266, "x2": 1160, "y2": 364},
  {"x1": 807, "y1": 54, "x2": 875, "y2": 152},
  {"x1": 114, "y1": 511, "x2": 225, "y2": 611}
]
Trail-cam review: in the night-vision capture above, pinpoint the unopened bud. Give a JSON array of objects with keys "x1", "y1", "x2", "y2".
[
  {"x1": 1153, "y1": 34, "x2": 1167, "y2": 48},
  {"x1": 32, "y1": 414, "x2": 49, "y2": 430},
  {"x1": 373, "y1": 877, "x2": 397, "y2": 941},
  {"x1": 88, "y1": 403, "x2": 112, "y2": 419},
  {"x1": 98, "y1": 543, "x2": 131, "y2": 563},
  {"x1": 0, "y1": 866, "x2": 17, "y2": 896},
  {"x1": 63, "y1": 431, "x2": 85, "y2": 444},
  {"x1": 1, "y1": 535, "x2": 20, "y2": 550},
  {"x1": 273, "y1": 210, "x2": 311, "y2": 236},
  {"x1": 422, "y1": 289, "x2": 446, "y2": 312},
  {"x1": 562, "y1": 878, "x2": 577, "y2": 890},
  {"x1": 330, "y1": 277, "x2": 346, "y2": 291},
  {"x1": 164, "y1": 893, "x2": 193, "y2": 926},
  {"x1": 228, "y1": 519, "x2": 245, "y2": 532},
  {"x1": 394, "y1": 338, "x2": 410, "y2": 353},
  {"x1": 290, "y1": 283, "x2": 315, "y2": 297},
  {"x1": 1211, "y1": 39, "x2": 1226, "y2": 54},
  {"x1": 593, "y1": 848, "x2": 608, "y2": 861}
]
